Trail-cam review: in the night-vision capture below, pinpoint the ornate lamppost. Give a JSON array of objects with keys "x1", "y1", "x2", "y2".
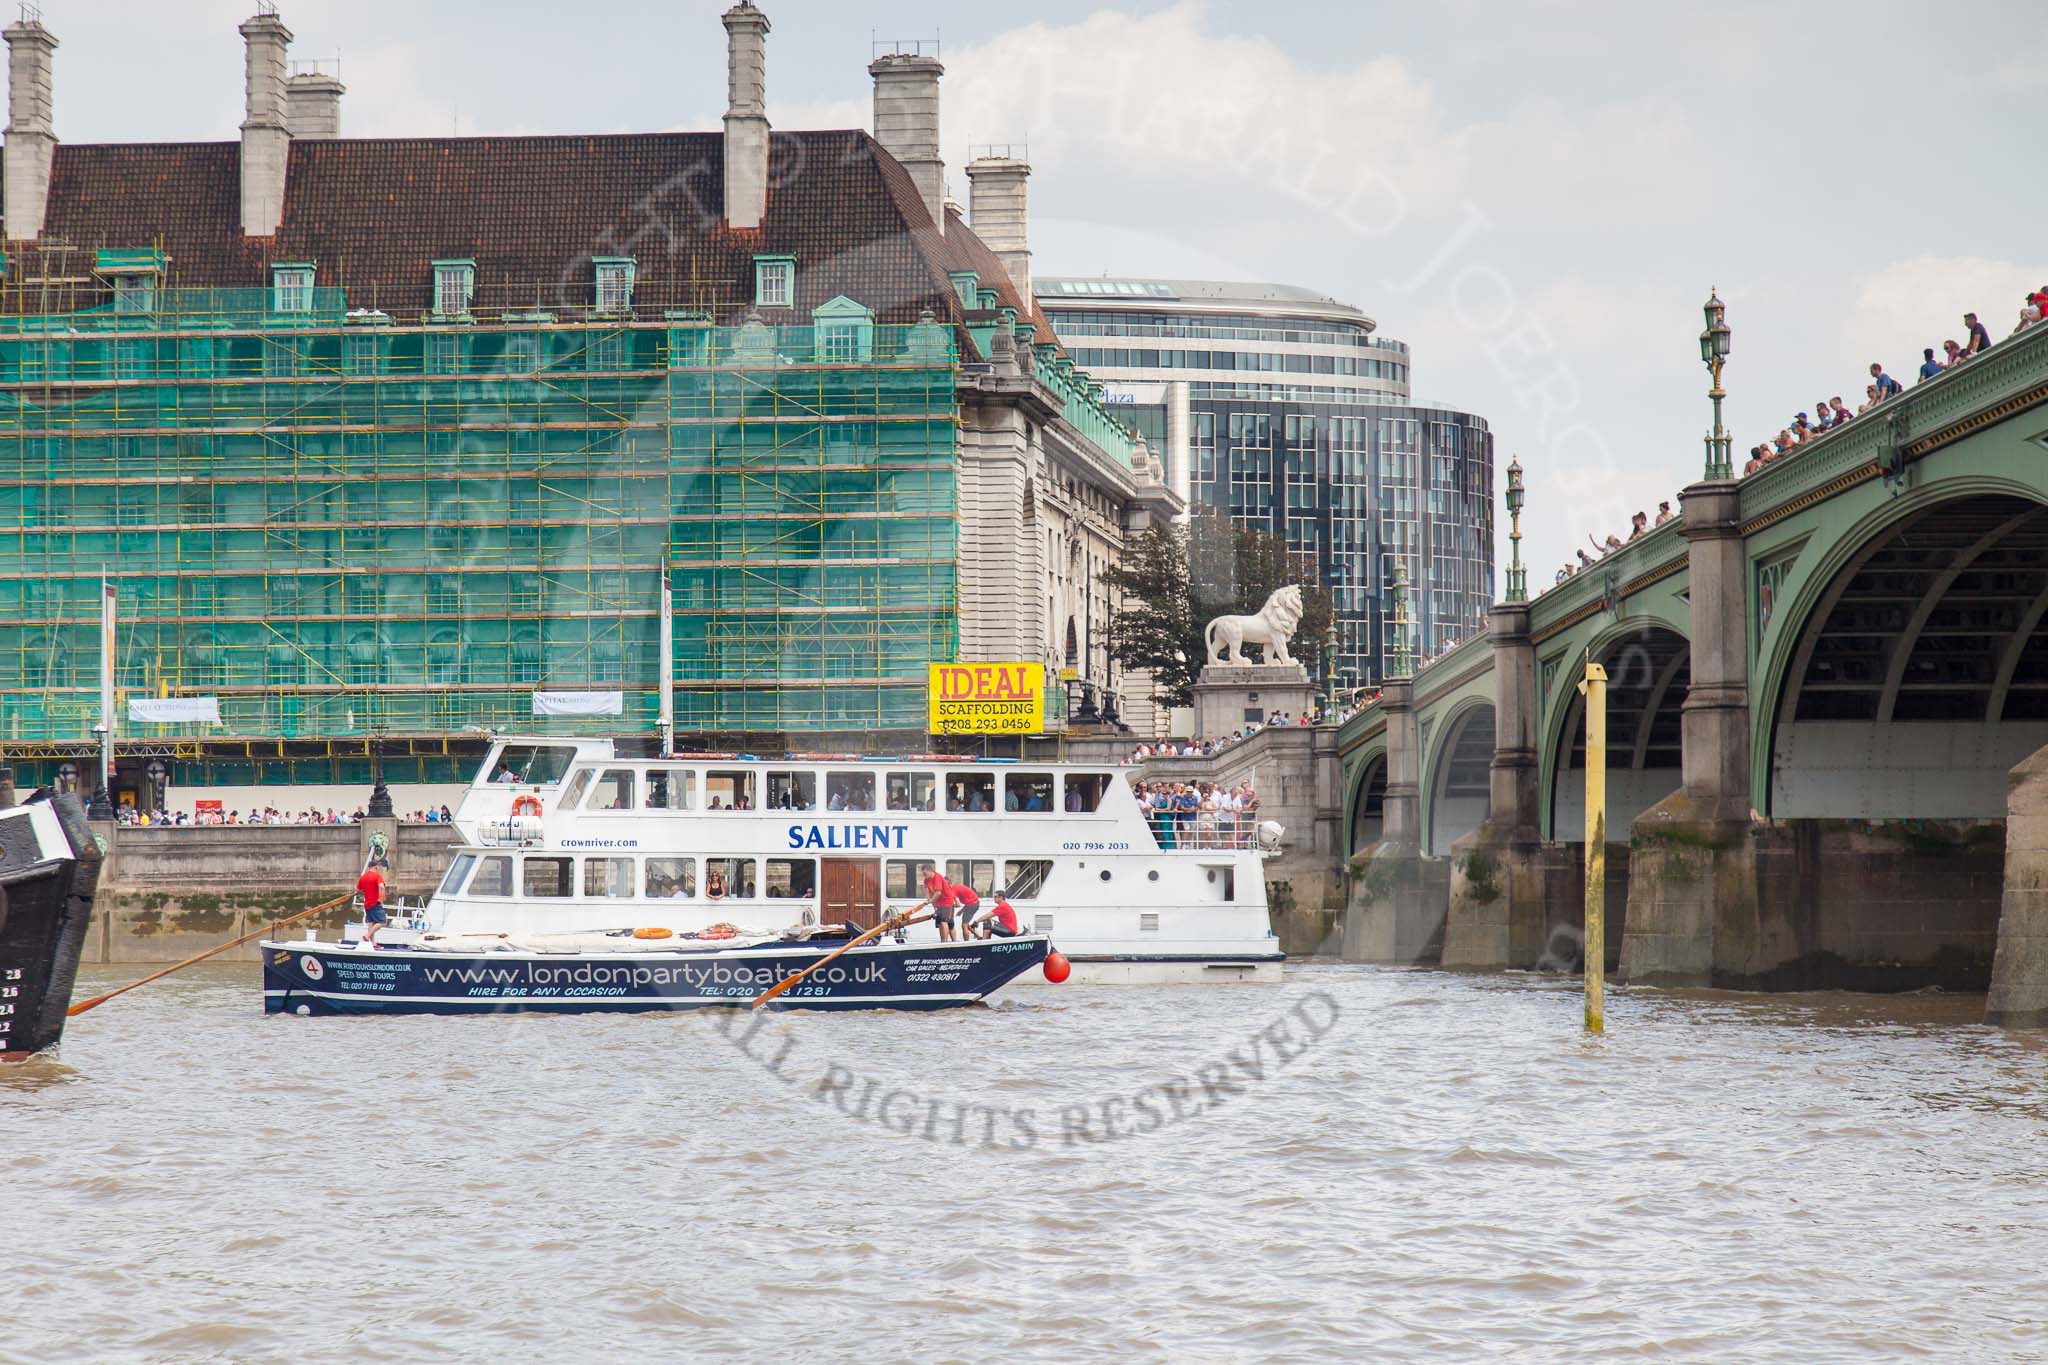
[
  {"x1": 1321, "y1": 616, "x2": 1339, "y2": 719},
  {"x1": 367, "y1": 733, "x2": 394, "y2": 818},
  {"x1": 1389, "y1": 559, "x2": 1414, "y2": 679},
  {"x1": 1503, "y1": 456, "x2": 1527, "y2": 603},
  {"x1": 86, "y1": 725, "x2": 114, "y2": 820},
  {"x1": 1699, "y1": 289, "x2": 1733, "y2": 480}
]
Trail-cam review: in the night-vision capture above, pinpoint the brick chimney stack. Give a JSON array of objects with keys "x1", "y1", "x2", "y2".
[
  {"x1": 239, "y1": 7, "x2": 293, "y2": 237},
  {"x1": 721, "y1": 1, "x2": 771, "y2": 231},
  {"x1": 869, "y1": 49, "x2": 945, "y2": 233},
  {"x1": 3, "y1": 13, "x2": 58, "y2": 242}
]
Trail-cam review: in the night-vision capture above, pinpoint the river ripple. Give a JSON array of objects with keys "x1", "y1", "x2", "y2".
[{"x1": 5, "y1": 962, "x2": 2047, "y2": 1362}]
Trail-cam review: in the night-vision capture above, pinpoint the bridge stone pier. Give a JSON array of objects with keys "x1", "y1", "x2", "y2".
[{"x1": 1338, "y1": 322, "x2": 2048, "y2": 1022}]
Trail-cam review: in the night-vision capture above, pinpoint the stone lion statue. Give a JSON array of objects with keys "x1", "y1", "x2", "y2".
[{"x1": 1205, "y1": 585, "x2": 1305, "y2": 666}]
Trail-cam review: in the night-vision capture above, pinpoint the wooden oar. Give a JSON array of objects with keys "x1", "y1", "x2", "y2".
[
  {"x1": 751, "y1": 906, "x2": 933, "y2": 1010},
  {"x1": 68, "y1": 890, "x2": 354, "y2": 1018}
]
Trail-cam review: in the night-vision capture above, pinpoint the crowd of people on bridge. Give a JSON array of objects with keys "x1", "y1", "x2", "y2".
[
  {"x1": 1742, "y1": 298, "x2": 2045, "y2": 477},
  {"x1": 1130, "y1": 713, "x2": 1294, "y2": 762},
  {"x1": 1550, "y1": 290, "x2": 2047, "y2": 590},
  {"x1": 116, "y1": 804, "x2": 374, "y2": 827}
]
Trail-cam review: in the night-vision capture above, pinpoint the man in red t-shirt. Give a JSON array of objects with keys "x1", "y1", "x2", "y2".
[
  {"x1": 967, "y1": 890, "x2": 1020, "y2": 940},
  {"x1": 356, "y1": 864, "x2": 389, "y2": 948},
  {"x1": 922, "y1": 868, "x2": 958, "y2": 942}
]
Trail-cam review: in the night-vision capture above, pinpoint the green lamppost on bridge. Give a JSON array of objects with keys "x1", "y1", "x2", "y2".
[
  {"x1": 1503, "y1": 456, "x2": 1527, "y2": 603},
  {"x1": 1699, "y1": 289, "x2": 1734, "y2": 480},
  {"x1": 1389, "y1": 558, "x2": 1414, "y2": 679}
]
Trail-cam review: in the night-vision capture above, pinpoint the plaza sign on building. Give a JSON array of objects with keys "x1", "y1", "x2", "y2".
[{"x1": 928, "y1": 663, "x2": 1045, "y2": 736}]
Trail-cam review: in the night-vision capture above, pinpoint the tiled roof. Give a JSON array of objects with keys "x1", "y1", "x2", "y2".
[
  {"x1": 10, "y1": 128, "x2": 1044, "y2": 340},
  {"x1": 939, "y1": 202, "x2": 1056, "y2": 346}
]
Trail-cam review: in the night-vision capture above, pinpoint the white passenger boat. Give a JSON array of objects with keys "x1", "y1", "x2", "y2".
[{"x1": 354, "y1": 737, "x2": 1284, "y2": 985}]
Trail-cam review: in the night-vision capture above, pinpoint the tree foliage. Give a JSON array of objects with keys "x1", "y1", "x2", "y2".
[{"x1": 1104, "y1": 510, "x2": 1333, "y2": 708}]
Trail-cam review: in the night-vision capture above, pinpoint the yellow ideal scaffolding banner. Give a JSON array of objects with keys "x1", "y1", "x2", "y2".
[{"x1": 928, "y1": 663, "x2": 1046, "y2": 735}]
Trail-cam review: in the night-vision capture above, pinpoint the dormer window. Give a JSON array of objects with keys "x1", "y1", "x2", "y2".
[
  {"x1": 432, "y1": 259, "x2": 475, "y2": 318},
  {"x1": 594, "y1": 257, "x2": 635, "y2": 314},
  {"x1": 112, "y1": 276, "x2": 156, "y2": 314},
  {"x1": 96, "y1": 247, "x2": 166, "y2": 316},
  {"x1": 813, "y1": 294, "x2": 875, "y2": 364},
  {"x1": 950, "y1": 271, "x2": 978, "y2": 308},
  {"x1": 271, "y1": 262, "x2": 315, "y2": 314},
  {"x1": 753, "y1": 255, "x2": 794, "y2": 309}
]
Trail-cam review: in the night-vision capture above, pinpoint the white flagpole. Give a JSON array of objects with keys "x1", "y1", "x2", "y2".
[
  {"x1": 658, "y1": 577, "x2": 674, "y2": 755},
  {"x1": 99, "y1": 573, "x2": 117, "y2": 802}
]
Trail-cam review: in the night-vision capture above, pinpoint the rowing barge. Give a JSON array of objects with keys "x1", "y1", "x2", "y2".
[{"x1": 262, "y1": 926, "x2": 1054, "y2": 1015}]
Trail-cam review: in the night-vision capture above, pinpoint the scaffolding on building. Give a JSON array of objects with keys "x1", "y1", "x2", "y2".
[{"x1": 0, "y1": 242, "x2": 961, "y2": 784}]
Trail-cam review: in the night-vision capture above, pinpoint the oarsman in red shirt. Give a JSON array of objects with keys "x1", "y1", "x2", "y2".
[
  {"x1": 966, "y1": 889, "x2": 1020, "y2": 941},
  {"x1": 922, "y1": 867, "x2": 959, "y2": 942},
  {"x1": 356, "y1": 863, "x2": 389, "y2": 948}
]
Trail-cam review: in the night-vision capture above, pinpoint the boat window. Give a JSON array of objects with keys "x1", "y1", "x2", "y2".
[
  {"x1": 886, "y1": 771, "x2": 936, "y2": 812},
  {"x1": 645, "y1": 856, "x2": 696, "y2": 898},
  {"x1": 766, "y1": 770, "x2": 816, "y2": 811},
  {"x1": 470, "y1": 855, "x2": 512, "y2": 897},
  {"x1": 945, "y1": 771, "x2": 995, "y2": 813},
  {"x1": 705, "y1": 769, "x2": 755, "y2": 811},
  {"x1": 825, "y1": 771, "x2": 875, "y2": 812},
  {"x1": 484, "y1": 744, "x2": 577, "y2": 786},
  {"x1": 1063, "y1": 773, "x2": 1111, "y2": 813},
  {"x1": 558, "y1": 768, "x2": 593, "y2": 811},
  {"x1": 886, "y1": 858, "x2": 937, "y2": 899},
  {"x1": 946, "y1": 859, "x2": 996, "y2": 896},
  {"x1": 644, "y1": 768, "x2": 695, "y2": 811},
  {"x1": 704, "y1": 857, "x2": 756, "y2": 899},
  {"x1": 438, "y1": 852, "x2": 477, "y2": 895},
  {"x1": 582, "y1": 856, "x2": 635, "y2": 899},
  {"x1": 1001, "y1": 859, "x2": 1053, "y2": 899},
  {"x1": 522, "y1": 856, "x2": 574, "y2": 897},
  {"x1": 588, "y1": 768, "x2": 634, "y2": 811},
  {"x1": 765, "y1": 857, "x2": 817, "y2": 899},
  {"x1": 1003, "y1": 772, "x2": 1055, "y2": 812}
]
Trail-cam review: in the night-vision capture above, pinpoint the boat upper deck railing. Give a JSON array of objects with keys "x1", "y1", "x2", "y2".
[{"x1": 1137, "y1": 812, "x2": 1265, "y2": 852}]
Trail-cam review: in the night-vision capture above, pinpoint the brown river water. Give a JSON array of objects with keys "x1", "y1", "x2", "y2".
[{"x1": 6, "y1": 961, "x2": 2048, "y2": 1362}]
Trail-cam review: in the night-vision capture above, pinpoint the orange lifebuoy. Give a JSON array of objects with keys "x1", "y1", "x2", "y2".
[
  {"x1": 633, "y1": 926, "x2": 673, "y2": 940},
  {"x1": 510, "y1": 794, "x2": 543, "y2": 818}
]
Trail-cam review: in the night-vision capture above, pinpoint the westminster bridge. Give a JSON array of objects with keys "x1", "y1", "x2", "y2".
[{"x1": 1336, "y1": 319, "x2": 2048, "y2": 1025}]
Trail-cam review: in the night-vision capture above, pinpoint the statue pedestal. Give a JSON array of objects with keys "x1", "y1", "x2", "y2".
[{"x1": 1192, "y1": 663, "x2": 1316, "y2": 738}]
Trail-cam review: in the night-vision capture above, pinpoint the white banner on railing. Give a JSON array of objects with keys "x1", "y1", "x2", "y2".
[
  {"x1": 129, "y1": 696, "x2": 221, "y2": 724},
  {"x1": 532, "y1": 690, "x2": 623, "y2": 717}
]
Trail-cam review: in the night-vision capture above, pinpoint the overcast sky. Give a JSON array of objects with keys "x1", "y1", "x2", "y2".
[{"x1": 45, "y1": 0, "x2": 2047, "y2": 578}]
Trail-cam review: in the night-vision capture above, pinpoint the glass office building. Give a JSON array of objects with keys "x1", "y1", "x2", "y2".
[{"x1": 1038, "y1": 278, "x2": 1494, "y2": 689}]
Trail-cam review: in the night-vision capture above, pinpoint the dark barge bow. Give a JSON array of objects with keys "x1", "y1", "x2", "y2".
[{"x1": 0, "y1": 793, "x2": 103, "y2": 1061}]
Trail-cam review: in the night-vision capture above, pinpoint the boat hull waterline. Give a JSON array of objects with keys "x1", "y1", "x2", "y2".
[{"x1": 262, "y1": 934, "x2": 1053, "y2": 1015}]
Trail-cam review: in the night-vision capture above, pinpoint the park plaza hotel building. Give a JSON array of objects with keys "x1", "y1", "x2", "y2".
[
  {"x1": 0, "y1": 3, "x2": 1179, "y2": 815},
  {"x1": 1036, "y1": 277, "x2": 1494, "y2": 693}
]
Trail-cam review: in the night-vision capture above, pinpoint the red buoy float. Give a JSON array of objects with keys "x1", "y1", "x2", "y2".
[{"x1": 1043, "y1": 951, "x2": 1072, "y2": 984}]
